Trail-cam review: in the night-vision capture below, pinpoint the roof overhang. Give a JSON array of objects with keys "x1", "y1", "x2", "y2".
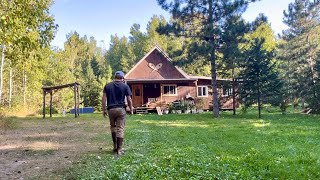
[
  {"x1": 125, "y1": 78, "x2": 197, "y2": 83},
  {"x1": 125, "y1": 78, "x2": 232, "y2": 84}
]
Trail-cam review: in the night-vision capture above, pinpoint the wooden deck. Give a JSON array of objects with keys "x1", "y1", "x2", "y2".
[{"x1": 135, "y1": 107, "x2": 156, "y2": 114}]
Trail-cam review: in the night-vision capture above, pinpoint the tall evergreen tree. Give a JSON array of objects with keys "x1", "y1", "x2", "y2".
[
  {"x1": 220, "y1": 15, "x2": 249, "y2": 115},
  {"x1": 281, "y1": 0, "x2": 320, "y2": 110},
  {"x1": 157, "y1": 0, "x2": 259, "y2": 117},
  {"x1": 239, "y1": 39, "x2": 283, "y2": 118},
  {"x1": 105, "y1": 35, "x2": 131, "y2": 74}
]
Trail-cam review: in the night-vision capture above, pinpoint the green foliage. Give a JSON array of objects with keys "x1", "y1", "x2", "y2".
[
  {"x1": 306, "y1": 61, "x2": 320, "y2": 113},
  {"x1": 82, "y1": 66, "x2": 103, "y2": 110},
  {"x1": 220, "y1": 15, "x2": 249, "y2": 78},
  {"x1": 157, "y1": 0, "x2": 260, "y2": 117},
  {"x1": 48, "y1": 32, "x2": 110, "y2": 111},
  {"x1": 0, "y1": 0, "x2": 57, "y2": 113},
  {"x1": 194, "y1": 97, "x2": 205, "y2": 110},
  {"x1": 280, "y1": 0, "x2": 320, "y2": 110},
  {"x1": 65, "y1": 112, "x2": 320, "y2": 179},
  {"x1": 239, "y1": 39, "x2": 283, "y2": 118}
]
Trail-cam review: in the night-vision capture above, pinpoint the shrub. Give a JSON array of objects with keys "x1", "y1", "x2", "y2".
[
  {"x1": 194, "y1": 97, "x2": 205, "y2": 110},
  {"x1": 0, "y1": 112, "x2": 17, "y2": 130}
]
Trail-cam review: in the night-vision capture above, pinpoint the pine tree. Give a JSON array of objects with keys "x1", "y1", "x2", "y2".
[
  {"x1": 157, "y1": 0, "x2": 259, "y2": 117},
  {"x1": 281, "y1": 0, "x2": 320, "y2": 110},
  {"x1": 220, "y1": 15, "x2": 249, "y2": 115},
  {"x1": 239, "y1": 39, "x2": 283, "y2": 118}
]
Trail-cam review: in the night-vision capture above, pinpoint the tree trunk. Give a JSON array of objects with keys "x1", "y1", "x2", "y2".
[
  {"x1": 258, "y1": 84, "x2": 261, "y2": 119},
  {"x1": 208, "y1": 0, "x2": 219, "y2": 118},
  {"x1": 0, "y1": 45, "x2": 5, "y2": 104},
  {"x1": 210, "y1": 49, "x2": 220, "y2": 118},
  {"x1": 232, "y1": 67, "x2": 236, "y2": 115},
  {"x1": 9, "y1": 67, "x2": 13, "y2": 108},
  {"x1": 23, "y1": 70, "x2": 27, "y2": 106}
]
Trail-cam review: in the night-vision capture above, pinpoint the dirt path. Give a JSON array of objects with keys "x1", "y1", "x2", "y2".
[{"x1": 0, "y1": 117, "x2": 111, "y2": 179}]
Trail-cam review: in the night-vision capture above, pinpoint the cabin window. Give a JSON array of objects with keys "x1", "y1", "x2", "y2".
[
  {"x1": 197, "y1": 86, "x2": 208, "y2": 97},
  {"x1": 223, "y1": 87, "x2": 232, "y2": 96},
  {"x1": 163, "y1": 84, "x2": 177, "y2": 96}
]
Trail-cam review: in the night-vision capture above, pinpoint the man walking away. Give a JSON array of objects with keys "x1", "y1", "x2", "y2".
[{"x1": 102, "y1": 71, "x2": 133, "y2": 155}]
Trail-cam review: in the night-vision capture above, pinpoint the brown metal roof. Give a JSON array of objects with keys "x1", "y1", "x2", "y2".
[
  {"x1": 125, "y1": 46, "x2": 189, "y2": 79},
  {"x1": 124, "y1": 46, "x2": 232, "y2": 82}
]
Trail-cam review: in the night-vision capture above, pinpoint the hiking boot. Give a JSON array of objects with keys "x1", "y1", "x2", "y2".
[
  {"x1": 112, "y1": 132, "x2": 117, "y2": 153},
  {"x1": 117, "y1": 137, "x2": 124, "y2": 155}
]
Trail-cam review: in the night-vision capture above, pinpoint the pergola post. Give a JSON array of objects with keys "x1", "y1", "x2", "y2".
[
  {"x1": 77, "y1": 85, "x2": 80, "y2": 117},
  {"x1": 43, "y1": 90, "x2": 46, "y2": 119},
  {"x1": 50, "y1": 91, "x2": 53, "y2": 117},
  {"x1": 74, "y1": 84, "x2": 77, "y2": 118}
]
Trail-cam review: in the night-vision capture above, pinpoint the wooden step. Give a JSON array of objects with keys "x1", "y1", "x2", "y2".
[{"x1": 135, "y1": 107, "x2": 149, "y2": 114}]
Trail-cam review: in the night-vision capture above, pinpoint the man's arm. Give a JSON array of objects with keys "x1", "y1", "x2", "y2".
[
  {"x1": 126, "y1": 95, "x2": 133, "y2": 115},
  {"x1": 102, "y1": 92, "x2": 108, "y2": 117}
]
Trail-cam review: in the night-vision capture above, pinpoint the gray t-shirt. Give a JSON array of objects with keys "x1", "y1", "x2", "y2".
[{"x1": 103, "y1": 81, "x2": 132, "y2": 110}]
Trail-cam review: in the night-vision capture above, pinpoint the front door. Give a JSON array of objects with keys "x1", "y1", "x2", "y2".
[{"x1": 132, "y1": 84, "x2": 143, "y2": 107}]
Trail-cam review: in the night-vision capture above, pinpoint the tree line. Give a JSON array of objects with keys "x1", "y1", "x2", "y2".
[{"x1": 0, "y1": 0, "x2": 320, "y2": 118}]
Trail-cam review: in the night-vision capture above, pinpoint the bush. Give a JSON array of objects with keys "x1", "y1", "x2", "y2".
[
  {"x1": 306, "y1": 98, "x2": 320, "y2": 114},
  {"x1": 0, "y1": 112, "x2": 17, "y2": 130},
  {"x1": 194, "y1": 97, "x2": 205, "y2": 110},
  {"x1": 280, "y1": 99, "x2": 289, "y2": 114}
]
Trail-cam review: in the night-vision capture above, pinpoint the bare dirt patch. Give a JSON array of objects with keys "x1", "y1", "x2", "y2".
[{"x1": 0, "y1": 116, "x2": 111, "y2": 179}]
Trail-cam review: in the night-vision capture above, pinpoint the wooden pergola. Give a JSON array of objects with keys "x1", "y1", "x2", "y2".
[{"x1": 42, "y1": 82, "x2": 80, "y2": 118}]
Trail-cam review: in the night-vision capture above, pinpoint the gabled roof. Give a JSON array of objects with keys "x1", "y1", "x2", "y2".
[
  {"x1": 124, "y1": 46, "x2": 189, "y2": 79},
  {"x1": 124, "y1": 46, "x2": 231, "y2": 82}
]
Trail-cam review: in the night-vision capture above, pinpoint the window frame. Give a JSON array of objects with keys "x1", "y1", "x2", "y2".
[
  {"x1": 162, "y1": 84, "x2": 177, "y2": 96},
  {"x1": 197, "y1": 86, "x2": 208, "y2": 97},
  {"x1": 222, "y1": 87, "x2": 233, "y2": 97}
]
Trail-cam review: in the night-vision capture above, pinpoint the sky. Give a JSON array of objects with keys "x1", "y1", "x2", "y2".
[{"x1": 50, "y1": 0, "x2": 295, "y2": 49}]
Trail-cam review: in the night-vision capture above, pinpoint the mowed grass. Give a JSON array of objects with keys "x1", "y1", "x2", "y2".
[{"x1": 65, "y1": 111, "x2": 320, "y2": 179}]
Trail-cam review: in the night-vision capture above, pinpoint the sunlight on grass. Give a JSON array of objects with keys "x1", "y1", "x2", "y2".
[
  {"x1": 64, "y1": 112, "x2": 320, "y2": 179},
  {"x1": 252, "y1": 121, "x2": 271, "y2": 128},
  {"x1": 0, "y1": 141, "x2": 59, "y2": 151},
  {"x1": 140, "y1": 120, "x2": 210, "y2": 128},
  {"x1": 28, "y1": 141, "x2": 59, "y2": 151},
  {"x1": 22, "y1": 132, "x2": 60, "y2": 138}
]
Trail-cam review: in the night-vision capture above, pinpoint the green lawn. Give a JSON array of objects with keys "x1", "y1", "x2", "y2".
[{"x1": 65, "y1": 111, "x2": 320, "y2": 179}]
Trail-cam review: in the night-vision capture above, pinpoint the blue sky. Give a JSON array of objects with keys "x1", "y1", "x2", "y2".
[{"x1": 50, "y1": 0, "x2": 294, "y2": 49}]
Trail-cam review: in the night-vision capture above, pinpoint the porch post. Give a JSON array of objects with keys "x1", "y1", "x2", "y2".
[{"x1": 160, "y1": 83, "x2": 163, "y2": 103}]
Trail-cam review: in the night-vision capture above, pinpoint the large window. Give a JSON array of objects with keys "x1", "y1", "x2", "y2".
[
  {"x1": 163, "y1": 84, "x2": 177, "y2": 96},
  {"x1": 197, "y1": 86, "x2": 208, "y2": 97}
]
